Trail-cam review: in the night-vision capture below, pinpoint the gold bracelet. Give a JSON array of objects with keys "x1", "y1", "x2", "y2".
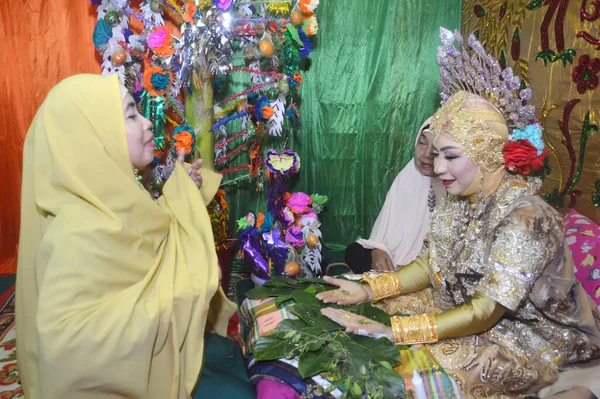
[
  {"x1": 361, "y1": 272, "x2": 403, "y2": 302},
  {"x1": 390, "y1": 314, "x2": 438, "y2": 345}
]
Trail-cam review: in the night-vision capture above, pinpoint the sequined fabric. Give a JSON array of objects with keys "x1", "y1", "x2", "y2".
[{"x1": 382, "y1": 175, "x2": 600, "y2": 398}]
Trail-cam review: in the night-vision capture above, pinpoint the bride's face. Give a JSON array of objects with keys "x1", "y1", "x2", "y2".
[{"x1": 432, "y1": 133, "x2": 479, "y2": 196}]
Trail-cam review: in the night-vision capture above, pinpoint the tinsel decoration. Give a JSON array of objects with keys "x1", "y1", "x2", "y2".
[
  {"x1": 140, "y1": 91, "x2": 167, "y2": 164},
  {"x1": 179, "y1": 6, "x2": 233, "y2": 90}
]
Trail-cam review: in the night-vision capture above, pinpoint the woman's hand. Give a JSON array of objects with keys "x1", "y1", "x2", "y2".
[
  {"x1": 316, "y1": 276, "x2": 373, "y2": 306},
  {"x1": 371, "y1": 249, "x2": 394, "y2": 271},
  {"x1": 177, "y1": 149, "x2": 203, "y2": 188},
  {"x1": 320, "y1": 308, "x2": 392, "y2": 338}
]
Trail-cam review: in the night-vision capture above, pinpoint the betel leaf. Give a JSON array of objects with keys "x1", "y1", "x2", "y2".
[
  {"x1": 253, "y1": 334, "x2": 288, "y2": 360},
  {"x1": 343, "y1": 335, "x2": 401, "y2": 368},
  {"x1": 368, "y1": 364, "x2": 406, "y2": 398},
  {"x1": 297, "y1": 335, "x2": 339, "y2": 378}
]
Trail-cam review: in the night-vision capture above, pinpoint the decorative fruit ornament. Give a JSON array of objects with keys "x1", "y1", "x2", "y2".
[
  {"x1": 258, "y1": 32, "x2": 274, "y2": 57},
  {"x1": 104, "y1": 11, "x2": 120, "y2": 26},
  {"x1": 307, "y1": 234, "x2": 319, "y2": 248},
  {"x1": 284, "y1": 261, "x2": 301, "y2": 276},
  {"x1": 290, "y1": 11, "x2": 303, "y2": 26},
  {"x1": 111, "y1": 50, "x2": 127, "y2": 66},
  {"x1": 150, "y1": 0, "x2": 163, "y2": 13},
  {"x1": 277, "y1": 79, "x2": 290, "y2": 94}
]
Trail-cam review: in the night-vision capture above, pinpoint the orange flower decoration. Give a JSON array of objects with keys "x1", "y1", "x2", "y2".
[
  {"x1": 144, "y1": 64, "x2": 172, "y2": 96},
  {"x1": 261, "y1": 105, "x2": 274, "y2": 119},
  {"x1": 256, "y1": 212, "x2": 265, "y2": 230},
  {"x1": 173, "y1": 131, "x2": 194, "y2": 155},
  {"x1": 183, "y1": 1, "x2": 198, "y2": 23},
  {"x1": 269, "y1": 19, "x2": 287, "y2": 32}
]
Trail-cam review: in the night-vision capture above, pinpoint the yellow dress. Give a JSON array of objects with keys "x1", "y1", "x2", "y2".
[
  {"x1": 16, "y1": 74, "x2": 235, "y2": 399},
  {"x1": 375, "y1": 177, "x2": 600, "y2": 398}
]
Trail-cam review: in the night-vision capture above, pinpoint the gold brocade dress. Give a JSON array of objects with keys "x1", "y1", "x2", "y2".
[{"x1": 380, "y1": 177, "x2": 600, "y2": 398}]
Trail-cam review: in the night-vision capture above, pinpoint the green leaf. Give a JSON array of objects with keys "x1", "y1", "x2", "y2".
[
  {"x1": 343, "y1": 336, "x2": 401, "y2": 367},
  {"x1": 275, "y1": 295, "x2": 293, "y2": 306},
  {"x1": 253, "y1": 335, "x2": 288, "y2": 360},
  {"x1": 286, "y1": 23, "x2": 304, "y2": 46},
  {"x1": 298, "y1": 343, "x2": 335, "y2": 378},
  {"x1": 370, "y1": 366, "x2": 406, "y2": 398}
]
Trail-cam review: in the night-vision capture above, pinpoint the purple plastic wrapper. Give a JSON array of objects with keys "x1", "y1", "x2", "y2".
[
  {"x1": 262, "y1": 227, "x2": 288, "y2": 276},
  {"x1": 240, "y1": 228, "x2": 270, "y2": 280}
]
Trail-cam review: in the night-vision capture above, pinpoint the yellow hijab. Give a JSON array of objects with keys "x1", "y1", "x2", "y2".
[{"x1": 16, "y1": 74, "x2": 235, "y2": 399}]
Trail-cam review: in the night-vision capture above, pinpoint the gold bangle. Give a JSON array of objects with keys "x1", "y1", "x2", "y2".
[
  {"x1": 361, "y1": 272, "x2": 403, "y2": 302},
  {"x1": 390, "y1": 314, "x2": 438, "y2": 345}
]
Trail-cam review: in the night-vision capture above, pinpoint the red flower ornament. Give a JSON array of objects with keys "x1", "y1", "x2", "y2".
[{"x1": 572, "y1": 55, "x2": 600, "y2": 94}]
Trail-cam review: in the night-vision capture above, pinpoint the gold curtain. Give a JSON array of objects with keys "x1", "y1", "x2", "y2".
[{"x1": 462, "y1": 0, "x2": 600, "y2": 223}]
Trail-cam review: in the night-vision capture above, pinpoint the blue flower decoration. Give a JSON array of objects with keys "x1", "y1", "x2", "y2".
[
  {"x1": 511, "y1": 123, "x2": 544, "y2": 155},
  {"x1": 150, "y1": 72, "x2": 171, "y2": 92},
  {"x1": 297, "y1": 27, "x2": 313, "y2": 58},
  {"x1": 254, "y1": 96, "x2": 270, "y2": 122},
  {"x1": 259, "y1": 212, "x2": 274, "y2": 233}
]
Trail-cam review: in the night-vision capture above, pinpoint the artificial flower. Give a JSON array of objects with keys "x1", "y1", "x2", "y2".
[
  {"x1": 297, "y1": 27, "x2": 313, "y2": 58},
  {"x1": 503, "y1": 139, "x2": 539, "y2": 175},
  {"x1": 254, "y1": 96, "x2": 274, "y2": 122},
  {"x1": 183, "y1": 1, "x2": 198, "y2": 23},
  {"x1": 285, "y1": 226, "x2": 305, "y2": 248},
  {"x1": 287, "y1": 192, "x2": 312, "y2": 214},
  {"x1": 281, "y1": 207, "x2": 295, "y2": 225},
  {"x1": 298, "y1": 0, "x2": 319, "y2": 13},
  {"x1": 144, "y1": 65, "x2": 172, "y2": 96},
  {"x1": 172, "y1": 128, "x2": 195, "y2": 156},
  {"x1": 572, "y1": 55, "x2": 600, "y2": 94},
  {"x1": 305, "y1": 15, "x2": 318, "y2": 36},
  {"x1": 511, "y1": 123, "x2": 544, "y2": 155},
  {"x1": 213, "y1": 0, "x2": 232, "y2": 11},
  {"x1": 269, "y1": 19, "x2": 288, "y2": 32},
  {"x1": 148, "y1": 27, "x2": 174, "y2": 58}
]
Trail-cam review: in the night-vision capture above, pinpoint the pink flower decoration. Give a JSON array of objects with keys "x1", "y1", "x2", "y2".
[
  {"x1": 287, "y1": 192, "x2": 311, "y2": 214},
  {"x1": 281, "y1": 207, "x2": 295, "y2": 226},
  {"x1": 148, "y1": 27, "x2": 169, "y2": 49},
  {"x1": 214, "y1": 0, "x2": 233, "y2": 11},
  {"x1": 300, "y1": 213, "x2": 318, "y2": 225},
  {"x1": 286, "y1": 226, "x2": 305, "y2": 248}
]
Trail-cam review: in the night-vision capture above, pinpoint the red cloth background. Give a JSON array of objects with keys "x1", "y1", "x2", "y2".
[{"x1": 0, "y1": 0, "x2": 100, "y2": 273}]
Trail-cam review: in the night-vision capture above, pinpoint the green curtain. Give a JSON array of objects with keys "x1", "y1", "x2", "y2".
[{"x1": 220, "y1": 0, "x2": 461, "y2": 251}]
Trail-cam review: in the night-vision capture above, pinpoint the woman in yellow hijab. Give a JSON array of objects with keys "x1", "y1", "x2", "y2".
[{"x1": 16, "y1": 74, "x2": 240, "y2": 398}]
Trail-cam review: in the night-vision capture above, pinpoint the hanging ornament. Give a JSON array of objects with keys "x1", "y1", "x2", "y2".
[
  {"x1": 150, "y1": 0, "x2": 163, "y2": 13},
  {"x1": 290, "y1": 11, "x2": 303, "y2": 26},
  {"x1": 277, "y1": 79, "x2": 289, "y2": 94},
  {"x1": 112, "y1": 50, "x2": 127, "y2": 66},
  {"x1": 306, "y1": 234, "x2": 319, "y2": 248},
  {"x1": 267, "y1": 86, "x2": 279, "y2": 100},
  {"x1": 284, "y1": 261, "x2": 301, "y2": 276},
  {"x1": 104, "y1": 11, "x2": 120, "y2": 26},
  {"x1": 258, "y1": 32, "x2": 274, "y2": 57}
]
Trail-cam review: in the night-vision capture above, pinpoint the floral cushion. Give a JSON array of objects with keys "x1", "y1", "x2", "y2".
[{"x1": 564, "y1": 209, "x2": 600, "y2": 309}]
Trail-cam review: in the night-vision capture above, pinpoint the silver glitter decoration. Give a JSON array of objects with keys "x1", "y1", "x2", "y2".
[{"x1": 437, "y1": 27, "x2": 536, "y2": 129}]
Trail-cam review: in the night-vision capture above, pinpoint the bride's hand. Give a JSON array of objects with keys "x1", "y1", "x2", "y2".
[
  {"x1": 320, "y1": 308, "x2": 392, "y2": 338},
  {"x1": 316, "y1": 276, "x2": 373, "y2": 306}
]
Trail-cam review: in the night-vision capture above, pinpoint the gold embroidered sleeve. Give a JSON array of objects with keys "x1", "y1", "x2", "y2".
[
  {"x1": 476, "y1": 204, "x2": 552, "y2": 312},
  {"x1": 391, "y1": 314, "x2": 439, "y2": 345}
]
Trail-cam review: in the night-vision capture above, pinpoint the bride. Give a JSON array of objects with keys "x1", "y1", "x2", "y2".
[{"x1": 317, "y1": 29, "x2": 600, "y2": 398}]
